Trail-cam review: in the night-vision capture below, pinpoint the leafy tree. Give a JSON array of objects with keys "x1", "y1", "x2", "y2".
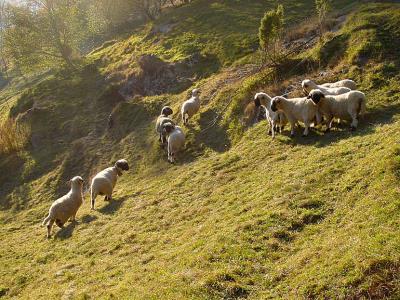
[
  {"x1": 131, "y1": 0, "x2": 163, "y2": 21},
  {"x1": 2, "y1": 0, "x2": 89, "y2": 72},
  {"x1": 258, "y1": 4, "x2": 285, "y2": 65}
]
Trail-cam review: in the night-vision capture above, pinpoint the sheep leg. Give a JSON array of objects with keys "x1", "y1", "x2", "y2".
[
  {"x1": 271, "y1": 121, "x2": 275, "y2": 139},
  {"x1": 324, "y1": 116, "x2": 333, "y2": 132},
  {"x1": 182, "y1": 113, "x2": 186, "y2": 125},
  {"x1": 91, "y1": 191, "x2": 97, "y2": 210},
  {"x1": 267, "y1": 120, "x2": 272, "y2": 135},
  {"x1": 302, "y1": 121, "x2": 310, "y2": 137},
  {"x1": 289, "y1": 121, "x2": 296, "y2": 137},
  {"x1": 55, "y1": 219, "x2": 64, "y2": 228},
  {"x1": 47, "y1": 219, "x2": 54, "y2": 238},
  {"x1": 350, "y1": 113, "x2": 358, "y2": 131}
]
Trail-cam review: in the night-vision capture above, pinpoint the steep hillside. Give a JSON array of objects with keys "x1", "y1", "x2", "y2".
[{"x1": 1, "y1": 1, "x2": 400, "y2": 299}]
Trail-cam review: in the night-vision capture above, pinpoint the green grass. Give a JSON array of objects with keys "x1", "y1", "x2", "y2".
[{"x1": 1, "y1": 1, "x2": 400, "y2": 299}]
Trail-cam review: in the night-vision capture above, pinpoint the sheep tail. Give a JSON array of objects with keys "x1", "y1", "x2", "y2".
[{"x1": 42, "y1": 215, "x2": 51, "y2": 226}]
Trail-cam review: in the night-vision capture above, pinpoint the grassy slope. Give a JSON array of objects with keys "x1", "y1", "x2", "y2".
[{"x1": 1, "y1": 1, "x2": 400, "y2": 299}]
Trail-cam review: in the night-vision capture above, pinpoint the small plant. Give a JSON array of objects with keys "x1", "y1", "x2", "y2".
[
  {"x1": 258, "y1": 4, "x2": 285, "y2": 66},
  {"x1": 0, "y1": 118, "x2": 30, "y2": 155},
  {"x1": 315, "y1": 0, "x2": 331, "y2": 39}
]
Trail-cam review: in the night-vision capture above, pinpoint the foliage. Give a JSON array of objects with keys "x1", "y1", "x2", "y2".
[
  {"x1": 315, "y1": 0, "x2": 331, "y2": 38},
  {"x1": 0, "y1": 118, "x2": 30, "y2": 155},
  {"x1": 258, "y1": 4, "x2": 285, "y2": 64}
]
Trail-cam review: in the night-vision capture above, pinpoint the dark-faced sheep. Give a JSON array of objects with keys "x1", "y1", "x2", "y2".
[{"x1": 90, "y1": 159, "x2": 129, "y2": 210}]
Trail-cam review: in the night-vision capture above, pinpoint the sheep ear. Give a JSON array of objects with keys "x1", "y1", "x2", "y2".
[{"x1": 66, "y1": 180, "x2": 71, "y2": 187}]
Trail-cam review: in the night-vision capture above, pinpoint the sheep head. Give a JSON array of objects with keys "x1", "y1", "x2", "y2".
[
  {"x1": 162, "y1": 122, "x2": 175, "y2": 135},
  {"x1": 68, "y1": 176, "x2": 84, "y2": 189},
  {"x1": 254, "y1": 92, "x2": 271, "y2": 107},
  {"x1": 302, "y1": 79, "x2": 315, "y2": 95},
  {"x1": 115, "y1": 159, "x2": 129, "y2": 176},
  {"x1": 307, "y1": 89, "x2": 325, "y2": 104},
  {"x1": 161, "y1": 106, "x2": 173, "y2": 117},
  {"x1": 192, "y1": 89, "x2": 200, "y2": 97},
  {"x1": 271, "y1": 97, "x2": 283, "y2": 112}
]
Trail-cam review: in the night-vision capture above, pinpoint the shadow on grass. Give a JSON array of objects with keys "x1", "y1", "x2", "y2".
[
  {"x1": 54, "y1": 221, "x2": 77, "y2": 240},
  {"x1": 98, "y1": 196, "x2": 129, "y2": 215},
  {"x1": 81, "y1": 214, "x2": 98, "y2": 224},
  {"x1": 279, "y1": 103, "x2": 400, "y2": 147},
  {"x1": 196, "y1": 109, "x2": 231, "y2": 153}
]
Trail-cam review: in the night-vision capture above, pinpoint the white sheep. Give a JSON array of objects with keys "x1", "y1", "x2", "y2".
[
  {"x1": 321, "y1": 79, "x2": 357, "y2": 90},
  {"x1": 271, "y1": 96, "x2": 320, "y2": 137},
  {"x1": 156, "y1": 106, "x2": 174, "y2": 144},
  {"x1": 302, "y1": 79, "x2": 351, "y2": 95},
  {"x1": 181, "y1": 89, "x2": 200, "y2": 125},
  {"x1": 162, "y1": 122, "x2": 185, "y2": 163},
  {"x1": 307, "y1": 89, "x2": 366, "y2": 131},
  {"x1": 90, "y1": 159, "x2": 129, "y2": 210},
  {"x1": 254, "y1": 92, "x2": 287, "y2": 138},
  {"x1": 42, "y1": 176, "x2": 84, "y2": 238}
]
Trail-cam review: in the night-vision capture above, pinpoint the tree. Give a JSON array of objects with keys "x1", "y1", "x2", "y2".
[
  {"x1": 258, "y1": 4, "x2": 285, "y2": 65},
  {"x1": 131, "y1": 0, "x2": 162, "y2": 21},
  {"x1": 315, "y1": 0, "x2": 331, "y2": 39},
  {"x1": 3, "y1": 0, "x2": 84, "y2": 72}
]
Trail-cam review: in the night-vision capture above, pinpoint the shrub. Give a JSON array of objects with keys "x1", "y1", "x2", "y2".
[
  {"x1": 0, "y1": 118, "x2": 30, "y2": 155},
  {"x1": 258, "y1": 5, "x2": 285, "y2": 65}
]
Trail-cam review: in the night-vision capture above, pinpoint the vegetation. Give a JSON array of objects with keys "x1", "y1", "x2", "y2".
[
  {"x1": 258, "y1": 4, "x2": 285, "y2": 65},
  {"x1": 0, "y1": 118, "x2": 30, "y2": 155},
  {"x1": 1, "y1": 0, "x2": 400, "y2": 299},
  {"x1": 315, "y1": 0, "x2": 331, "y2": 38}
]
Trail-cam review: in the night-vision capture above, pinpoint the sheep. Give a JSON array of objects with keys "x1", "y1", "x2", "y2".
[
  {"x1": 90, "y1": 159, "x2": 129, "y2": 210},
  {"x1": 302, "y1": 79, "x2": 351, "y2": 96},
  {"x1": 270, "y1": 96, "x2": 320, "y2": 137},
  {"x1": 307, "y1": 89, "x2": 366, "y2": 131},
  {"x1": 156, "y1": 106, "x2": 174, "y2": 144},
  {"x1": 254, "y1": 92, "x2": 287, "y2": 138},
  {"x1": 181, "y1": 89, "x2": 201, "y2": 125},
  {"x1": 42, "y1": 176, "x2": 84, "y2": 238},
  {"x1": 321, "y1": 79, "x2": 357, "y2": 90},
  {"x1": 162, "y1": 122, "x2": 185, "y2": 163}
]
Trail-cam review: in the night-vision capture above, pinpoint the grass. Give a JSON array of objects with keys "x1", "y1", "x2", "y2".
[
  {"x1": 1, "y1": 1, "x2": 400, "y2": 299},
  {"x1": 0, "y1": 118, "x2": 30, "y2": 155}
]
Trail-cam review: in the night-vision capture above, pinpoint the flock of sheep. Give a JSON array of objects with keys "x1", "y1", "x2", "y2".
[
  {"x1": 42, "y1": 89, "x2": 202, "y2": 238},
  {"x1": 42, "y1": 78, "x2": 366, "y2": 238},
  {"x1": 255, "y1": 78, "x2": 365, "y2": 138}
]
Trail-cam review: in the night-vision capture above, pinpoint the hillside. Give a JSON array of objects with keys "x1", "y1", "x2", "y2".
[{"x1": 1, "y1": 1, "x2": 400, "y2": 299}]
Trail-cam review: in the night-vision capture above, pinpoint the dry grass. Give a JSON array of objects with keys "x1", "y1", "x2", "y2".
[{"x1": 0, "y1": 118, "x2": 30, "y2": 155}]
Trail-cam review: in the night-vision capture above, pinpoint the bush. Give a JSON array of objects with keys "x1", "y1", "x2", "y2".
[
  {"x1": 258, "y1": 5, "x2": 285, "y2": 65},
  {"x1": 0, "y1": 118, "x2": 30, "y2": 155}
]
